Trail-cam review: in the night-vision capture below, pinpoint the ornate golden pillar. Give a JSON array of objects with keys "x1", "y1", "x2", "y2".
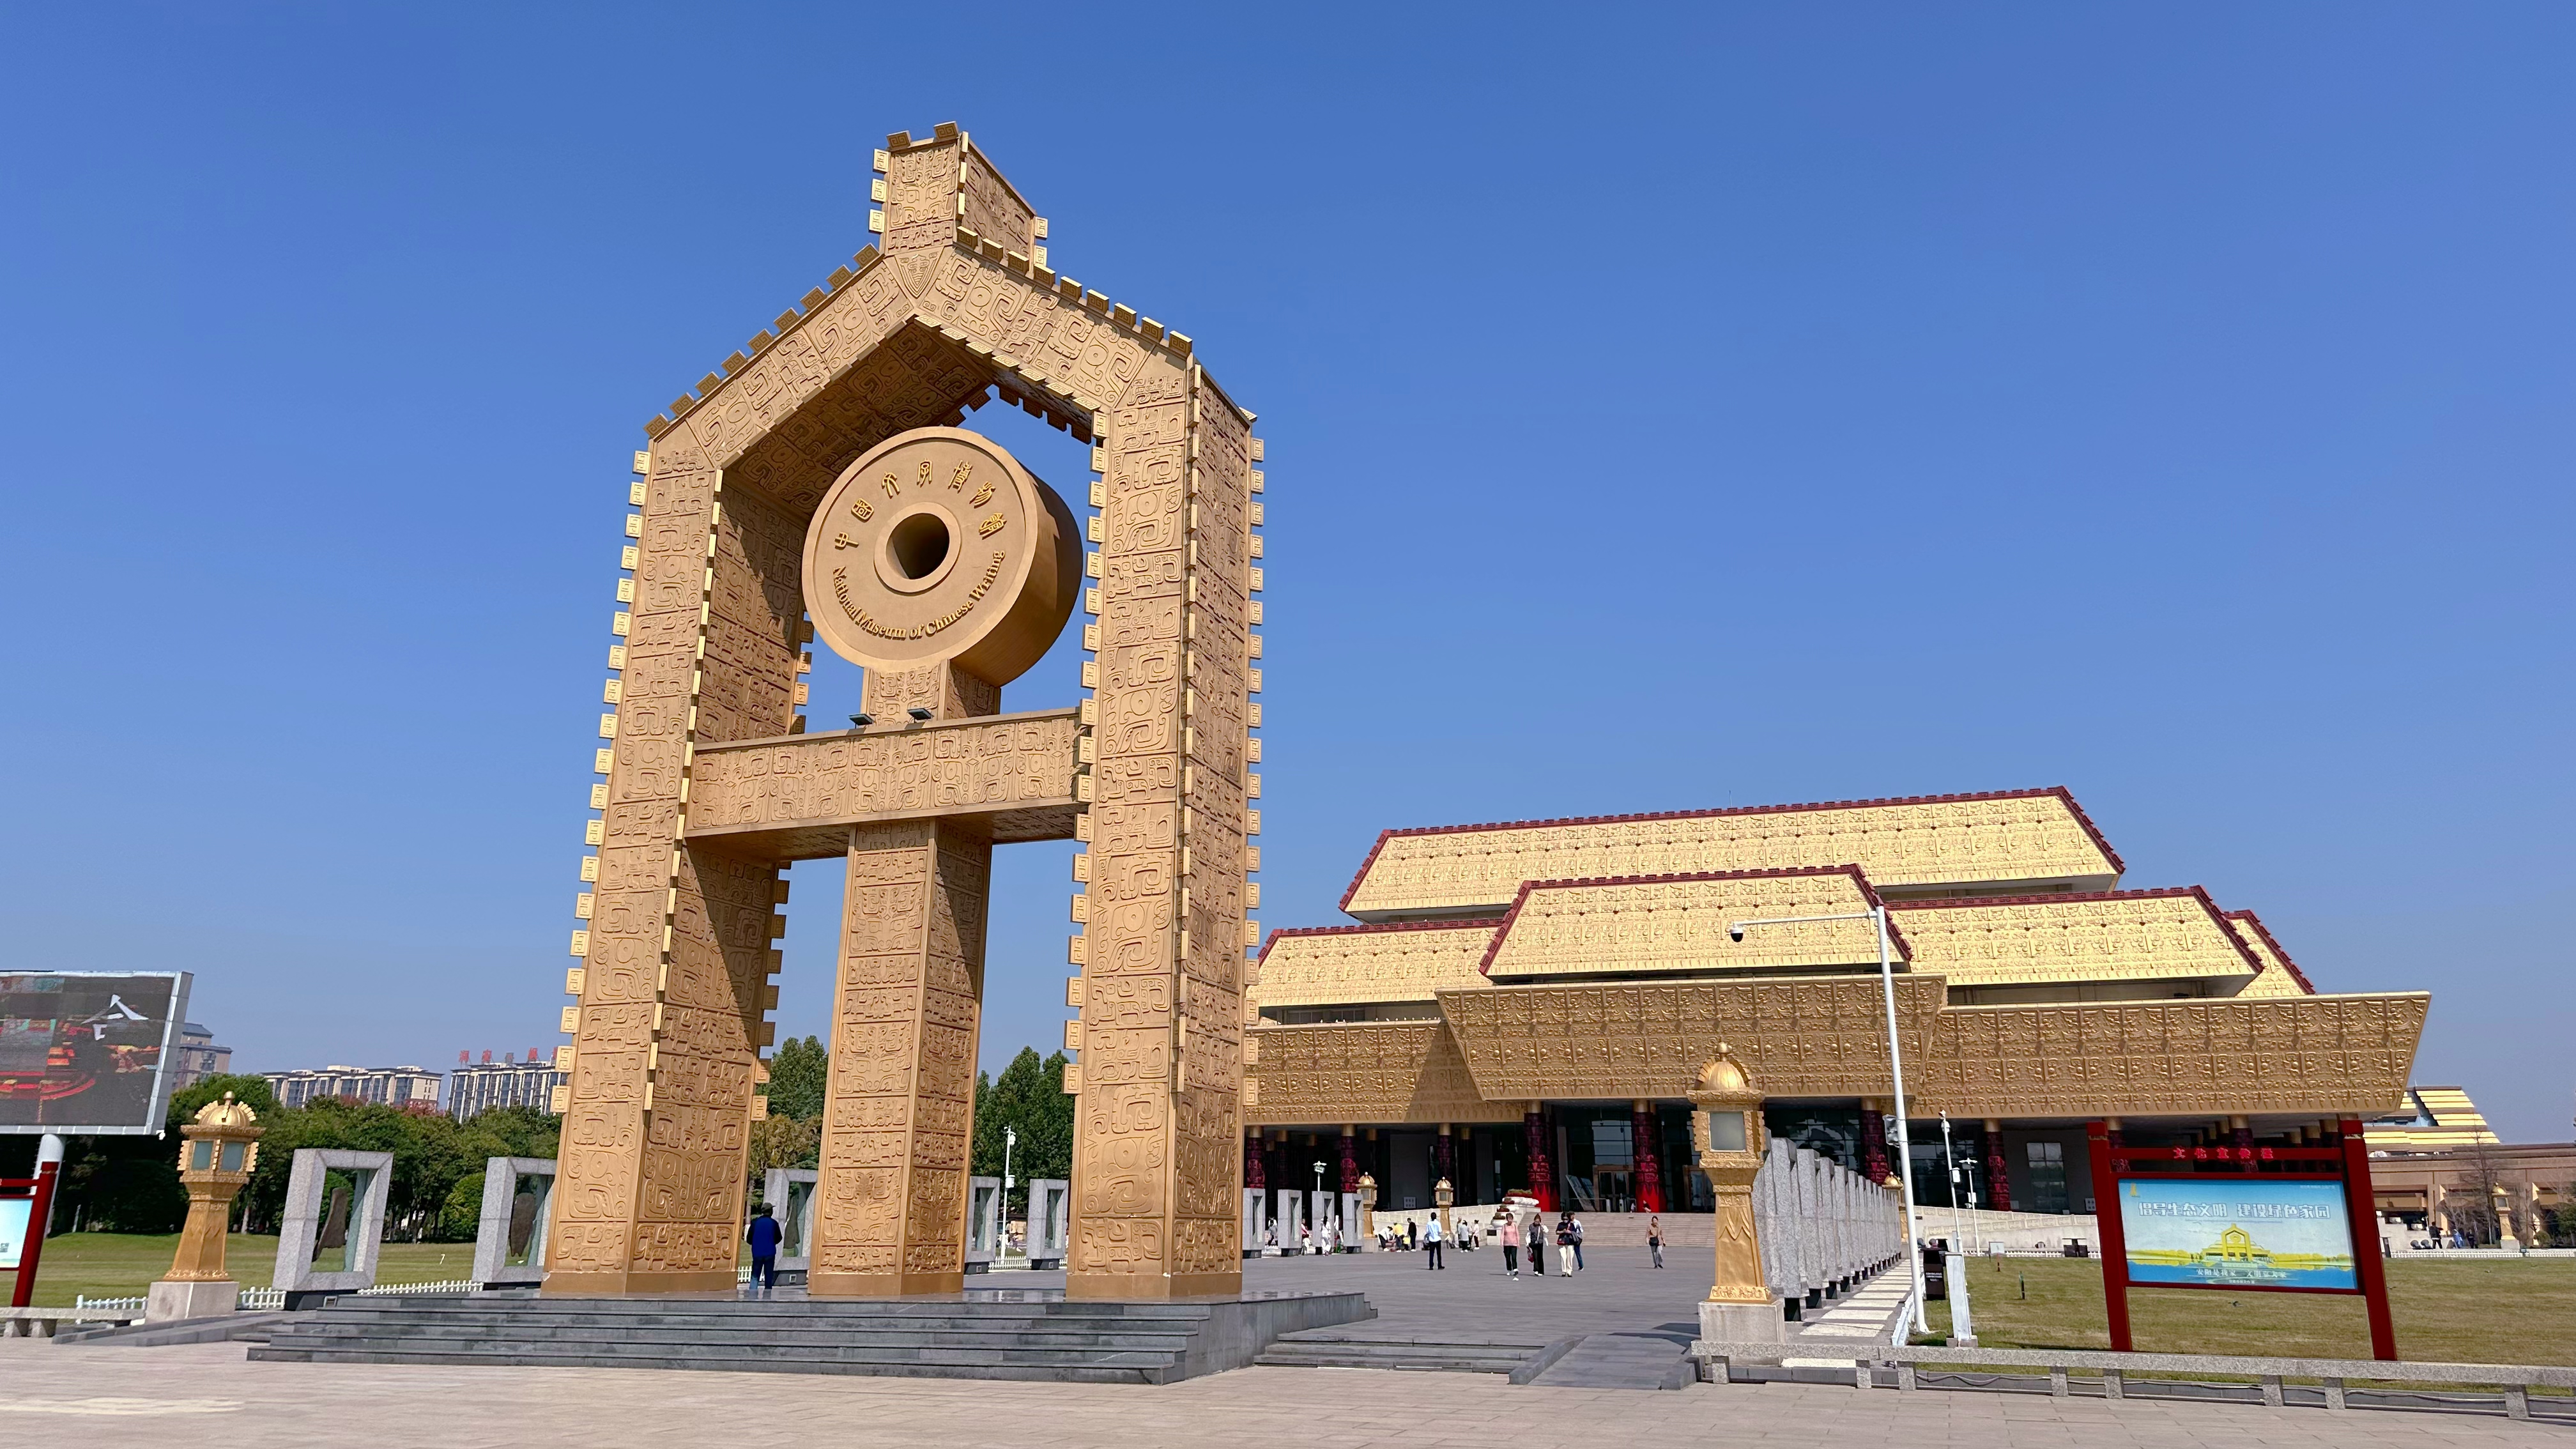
[
  {"x1": 148, "y1": 1094, "x2": 262, "y2": 1322},
  {"x1": 1065, "y1": 345, "x2": 1257, "y2": 1300},
  {"x1": 802, "y1": 429, "x2": 1073, "y2": 1296},
  {"x1": 1689, "y1": 1047, "x2": 1781, "y2": 1343}
]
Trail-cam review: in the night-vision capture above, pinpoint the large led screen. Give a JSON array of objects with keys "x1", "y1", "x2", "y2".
[{"x1": 0, "y1": 972, "x2": 192, "y2": 1134}]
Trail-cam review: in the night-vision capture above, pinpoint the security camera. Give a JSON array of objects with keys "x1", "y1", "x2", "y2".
[{"x1": 1728, "y1": 926, "x2": 1746, "y2": 943}]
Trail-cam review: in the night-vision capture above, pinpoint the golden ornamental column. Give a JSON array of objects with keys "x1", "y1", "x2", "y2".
[
  {"x1": 147, "y1": 1094, "x2": 262, "y2": 1322},
  {"x1": 1689, "y1": 1047, "x2": 1782, "y2": 1344},
  {"x1": 799, "y1": 427, "x2": 1077, "y2": 1296},
  {"x1": 1066, "y1": 348, "x2": 1257, "y2": 1300}
]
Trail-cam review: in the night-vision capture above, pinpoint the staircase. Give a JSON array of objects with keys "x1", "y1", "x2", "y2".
[
  {"x1": 1255, "y1": 1329, "x2": 1553, "y2": 1376},
  {"x1": 251, "y1": 1292, "x2": 1368, "y2": 1384}
]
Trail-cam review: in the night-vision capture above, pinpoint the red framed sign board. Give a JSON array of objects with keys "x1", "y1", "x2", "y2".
[
  {"x1": 2087, "y1": 1117, "x2": 2396, "y2": 1361},
  {"x1": 2, "y1": 1158, "x2": 61, "y2": 1309}
]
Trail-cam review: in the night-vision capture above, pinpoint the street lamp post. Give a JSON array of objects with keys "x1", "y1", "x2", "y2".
[
  {"x1": 1731, "y1": 905, "x2": 1929, "y2": 1342},
  {"x1": 1312, "y1": 1161, "x2": 1329, "y2": 1253}
]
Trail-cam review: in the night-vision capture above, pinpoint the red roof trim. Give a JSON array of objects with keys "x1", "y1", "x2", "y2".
[
  {"x1": 2222, "y1": 909, "x2": 2319, "y2": 995},
  {"x1": 1337, "y1": 786, "x2": 2126, "y2": 913},
  {"x1": 1890, "y1": 885, "x2": 2264, "y2": 976},
  {"x1": 1337, "y1": 829, "x2": 1399, "y2": 913},
  {"x1": 1476, "y1": 864, "x2": 1914, "y2": 976},
  {"x1": 1254, "y1": 918, "x2": 1498, "y2": 971}
]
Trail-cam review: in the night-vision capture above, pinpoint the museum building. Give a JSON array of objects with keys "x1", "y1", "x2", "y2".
[{"x1": 1240, "y1": 788, "x2": 2428, "y2": 1218}]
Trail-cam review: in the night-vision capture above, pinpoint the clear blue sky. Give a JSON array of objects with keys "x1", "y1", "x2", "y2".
[{"x1": 3, "y1": 6, "x2": 2568, "y2": 1139}]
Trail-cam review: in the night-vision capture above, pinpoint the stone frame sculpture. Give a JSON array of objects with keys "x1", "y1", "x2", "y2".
[
  {"x1": 1025, "y1": 1177, "x2": 1069, "y2": 1269},
  {"x1": 274, "y1": 1148, "x2": 393, "y2": 1307},
  {"x1": 966, "y1": 1175, "x2": 1002, "y2": 1271},
  {"x1": 471, "y1": 1157, "x2": 557, "y2": 1288},
  {"x1": 548, "y1": 122, "x2": 1261, "y2": 1302},
  {"x1": 760, "y1": 1167, "x2": 820, "y2": 1281}
]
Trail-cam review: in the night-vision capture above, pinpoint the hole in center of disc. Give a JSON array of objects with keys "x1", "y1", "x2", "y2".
[{"x1": 888, "y1": 512, "x2": 952, "y2": 580}]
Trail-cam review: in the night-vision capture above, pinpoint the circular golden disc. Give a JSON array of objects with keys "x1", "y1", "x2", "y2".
[{"x1": 801, "y1": 427, "x2": 1078, "y2": 686}]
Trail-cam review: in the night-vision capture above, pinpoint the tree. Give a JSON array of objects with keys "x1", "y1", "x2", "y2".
[
  {"x1": 168, "y1": 1073, "x2": 280, "y2": 1123},
  {"x1": 746, "y1": 1113, "x2": 820, "y2": 1190},
  {"x1": 767, "y1": 1035, "x2": 829, "y2": 1121},
  {"x1": 439, "y1": 1173, "x2": 485, "y2": 1242},
  {"x1": 972, "y1": 1048, "x2": 1073, "y2": 1215}
]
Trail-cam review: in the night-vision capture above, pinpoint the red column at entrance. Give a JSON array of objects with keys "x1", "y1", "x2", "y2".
[
  {"x1": 1632, "y1": 1101, "x2": 1664, "y2": 1213},
  {"x1": 1524, "y1": 1107, "x2": 1556, "y2": 1212},
  {"x1": 2338, "y1": 1117, "x2": 2400, "y2": 1361},
  {"x1": 1243, "y1": 1130, "x2": 1264, "y2": 1192},
  {"x1": 2086, "y1": 1121, "x2": 2133, "y2": 1352},
  {"x1": 1860, "y1": 1104, "x2": 1890, "y2": 1185},
  {"x1": 1982, "y1": 1118, "x2": 2014, "y2": 1212},
  {"x1": 1338, "y1": 1130, "x2": 1358, "y2": 1194}
]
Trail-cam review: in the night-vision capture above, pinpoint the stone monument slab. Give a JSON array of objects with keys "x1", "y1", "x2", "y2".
[
  {"x1": 1025, "y1": 1177, "x2": 1068, "y2": 1269},
  {"x1": 275, "y1": 1148, "x2": 392, "y2": 1308},
  {"x1": 471, "y1": 1157, "x2": 556, "y2": 1288}
]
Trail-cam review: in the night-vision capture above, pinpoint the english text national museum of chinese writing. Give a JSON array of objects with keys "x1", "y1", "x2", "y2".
[{"x1": 1240, "y1": 787, "x2": 2426, "y2": 1221}]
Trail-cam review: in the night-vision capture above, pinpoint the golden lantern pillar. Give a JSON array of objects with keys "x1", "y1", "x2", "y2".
[
  {"x1": 1690, "y1": 1046, "x2": 1782, "y2": 1344},
  {"x1": 1432, "y1": 1176, "x2": 1455, "y2": 1241},
  {"x1": 147, "y1": 1094, "x2": 263, "y2": 1323}
]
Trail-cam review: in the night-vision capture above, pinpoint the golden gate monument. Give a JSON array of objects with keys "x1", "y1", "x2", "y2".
[{"x1": 550, "y1": 123, "x2": 1259, "y2": 1300}]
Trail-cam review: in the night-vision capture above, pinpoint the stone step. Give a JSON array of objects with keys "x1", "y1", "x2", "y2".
[
  {"x1": 245, "y1": 1289, "x2": 1373, "y2": 1384},
  {"x1": 274, "y1": 1321, "x2": 1199, "y2": 1352},
  {"x1": 259, "y1": 1331, "x2": 1189, "y2": 1368},
  {"x1": 1522, "y1": 1333, "x2": 1692, "y2": 1391},
  {"x1": 307, "y1": 1299, "x2": 1219, "y2": 1322},
  {"x1": 1254, "y1": 1335, "x2": 1548, "y2": 1374},
  {"x1": 247, "y1": 1342, "x2": 1174, "y2": 1384},
  {"x1": 289, "y1": 1312, "x2": 1207, "y2": 1337}
]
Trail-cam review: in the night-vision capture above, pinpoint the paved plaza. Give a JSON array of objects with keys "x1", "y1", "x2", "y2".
[
  {"x1": 4, "y1": 1335, "x2": 2564, "y2": 1448},
  {"x1": 11, "y1": 1252, "x2": 2561, "y2": 1446}
]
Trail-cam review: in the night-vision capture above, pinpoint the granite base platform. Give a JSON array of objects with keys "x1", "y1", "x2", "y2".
[{"x1": 250, "y1": 1289, "x2": 1372, "y2": 1384}]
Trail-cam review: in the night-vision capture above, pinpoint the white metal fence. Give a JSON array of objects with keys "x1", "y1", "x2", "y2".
[
  {"x1": 73, "y1": 1294, "x2": 146, "y2": 1314},
  {"x1": 353, "y1": 1278, "x2": 477, "y2": 1297}
]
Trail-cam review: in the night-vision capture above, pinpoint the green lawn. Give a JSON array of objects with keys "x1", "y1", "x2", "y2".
[
  {"x1": 1922, "y1": 1255, "x2": 2576, "y2": 1367},
  {"x1": 18, "y1": 1232, "x2": 485, "y2": 1308}
]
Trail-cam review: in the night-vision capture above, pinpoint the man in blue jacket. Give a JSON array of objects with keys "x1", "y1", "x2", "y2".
[{"x1": 746, "y1": 1204, "x2": 783, "y2": 1296}]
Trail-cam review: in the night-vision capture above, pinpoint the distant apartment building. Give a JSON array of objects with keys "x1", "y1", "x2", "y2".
[
  {"x1": 448, "y1": 1048, "x2": 567, "y2": 1119},
  {"x1": 171, "y1": 1022, "x2": 233, "y2": 1089},
  {"x1": 263, "y1": 1064, "x2": 443, "y2": 1110}
]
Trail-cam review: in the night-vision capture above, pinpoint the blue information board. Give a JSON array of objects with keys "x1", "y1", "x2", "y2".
[
  {"x1": 2117, "y1": 1177, "x2": 2358, "y2": 1291},
  {"x1": 0, "y1": 1197, "x2": 29, "y2": 1271}
]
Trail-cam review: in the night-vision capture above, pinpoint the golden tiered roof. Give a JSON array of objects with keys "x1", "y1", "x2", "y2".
[
  {"x1": 1340, "y1": 788, "x2": 2123, "y2": 921},
  {"x1": 2223, "y1": 910, "x2": 2319, "y2": 998},
  {"x1": 1248, "y1": 921, "x2": 1496, "y2": 1009},
  {"x1": 2366, "y1": 1086, "x2": 2500, "y2": 1149},
  {"x1": 1889, "y1": 887, "x2": 2258, "y2": 989},
  {"x1": 1481, "y1": 867, "x2": 1887, "y2": 979},
  {"x1": 1241, "y1": 786, "x2": 2426, "y2": 1128}
]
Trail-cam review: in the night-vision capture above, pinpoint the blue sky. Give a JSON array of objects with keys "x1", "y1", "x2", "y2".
[{"x1": 3, "y1": 6, "x2": 2568, "y2": 1139}]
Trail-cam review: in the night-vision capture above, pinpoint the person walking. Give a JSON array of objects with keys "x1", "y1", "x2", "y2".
[
  {"x1": 1647, "y1": 1213, "x2": 1665, "y2": 1269},
  {"x1": 1423, "y1": 1212, "x2": 1445, "y2": 1270},
  {"x1": 1569, "y1": 1213, "x2": 1586, "y2": 1271},
  {"x1": 1554, "y1": 1212, "x2": 1576, "y2": 1276},
  {"x1": 745, "y1": 1203, "x2": 783, "y2": 1296},
  {"x1": 1498, "y1": 1211, "x2": 1522, "y2": 1280},
  {"x1": 1406, "y1": 1217, "x2": 1419, "y2": 1252}
]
